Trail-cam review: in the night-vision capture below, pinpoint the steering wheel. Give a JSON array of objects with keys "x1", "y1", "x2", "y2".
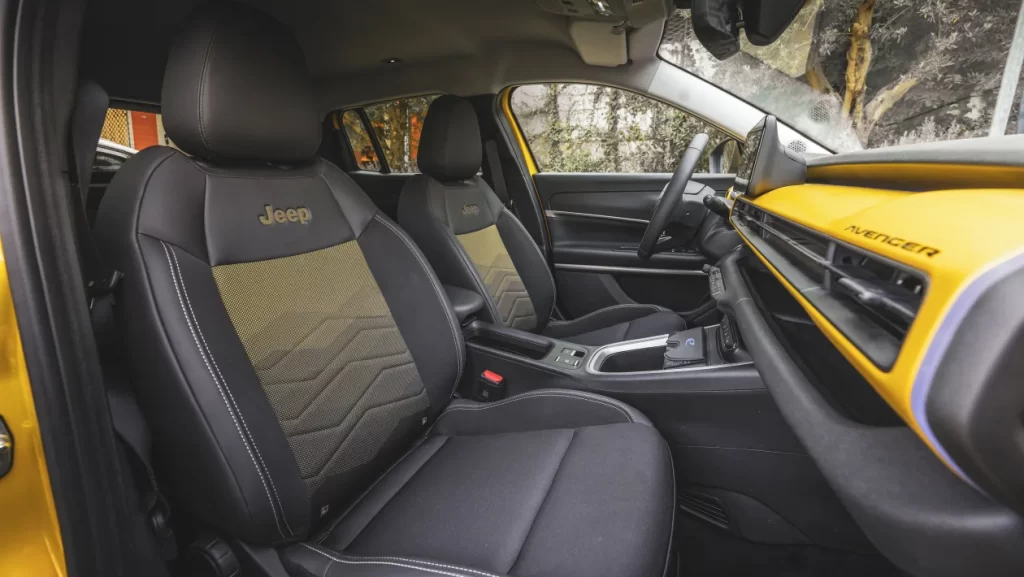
[{"x1": 637, "y1": 133, "x2": 710, "y2": 260}]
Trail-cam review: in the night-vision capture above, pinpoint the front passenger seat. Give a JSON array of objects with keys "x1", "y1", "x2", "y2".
[
  {"x1": 399, "y1": 95, "x2": 687, "y2": 346},
  {"x1": 94, "y1": 4, "x2": 674, "y2": 577}
]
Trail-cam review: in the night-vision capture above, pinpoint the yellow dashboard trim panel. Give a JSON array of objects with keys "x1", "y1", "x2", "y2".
[
  {"x1": 0, "y1": 238, "x2": 66, "y2": 576},
  {"x1": 808, "y1": 162, "x2": 1024, "y2": 192},
  {"x1": 735, "y1": 183, "x2": 1024, "y2": 478}
]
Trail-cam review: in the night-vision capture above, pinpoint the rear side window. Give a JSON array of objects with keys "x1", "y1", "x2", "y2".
[
  {"x1": 337, "y1": 95, "x2": 439, "y2": 173},
  {"x1": 341, "y1": 110, "x2": 381, "y2": 171},
  {"x1": 100, "y1": 108, "x2": 174, "y2": 151}
]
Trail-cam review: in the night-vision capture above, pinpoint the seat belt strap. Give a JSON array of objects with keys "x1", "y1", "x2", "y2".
[
  {"x1": 484, "y1": 139, "x2": 513, "y2": 210},
  {"x1": 66, "y1": 90, "x2": 176, "y2": 560},
  {"x1": 92, "y1": 293, "x2": 177, "y2": 561}
]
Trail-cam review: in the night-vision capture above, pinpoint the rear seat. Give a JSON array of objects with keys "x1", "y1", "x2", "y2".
[{"x1": 93, "y1": 3, "x2": 674, "y2": 576}]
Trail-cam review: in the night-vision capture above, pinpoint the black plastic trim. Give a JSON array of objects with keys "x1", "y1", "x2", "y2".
[
  {"x1": 717, "y1": 247, "x2": 1024, "y2": 577},
  {"x1": 927, "y1": 255, "x2": 1024, "y2": 516},
  {"x1": 0, "y1": 0, "x2": 136, "y2": 574}
]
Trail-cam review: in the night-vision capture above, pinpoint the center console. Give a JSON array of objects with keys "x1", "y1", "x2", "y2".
[{"x1": 458, "y1": 264, "x2": 760, "y2": 400}]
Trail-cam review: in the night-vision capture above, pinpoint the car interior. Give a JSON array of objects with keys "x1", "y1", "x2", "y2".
[{"x1": 4, "y1": 0, "x2": 1024, "y2": 576}]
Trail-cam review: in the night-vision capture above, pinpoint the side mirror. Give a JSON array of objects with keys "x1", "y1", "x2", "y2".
[{"x1": 708, "y1": 139, "x2": 741, "y2": 174}]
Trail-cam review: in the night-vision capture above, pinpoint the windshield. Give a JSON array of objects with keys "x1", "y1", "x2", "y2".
[{"x1": 658, "y1": 1, "x2": 1024, "y2": 153}]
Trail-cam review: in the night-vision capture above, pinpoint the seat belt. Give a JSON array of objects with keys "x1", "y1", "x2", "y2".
[
  {"x1": 92, "y1": 290, "x2": 176, "y2": 561},
  {"x1": 484, "y1": 139, "x2": 513, "y2": 211},
  {"x1": 67, "y1": 83, "x2": 177, "y2": 561}
]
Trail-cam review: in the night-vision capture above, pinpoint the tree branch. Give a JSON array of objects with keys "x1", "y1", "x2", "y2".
[
  {"x1": 841, "y1": 0, "x2": 877, "y2": 121},
  {"x1": 862, "y1": 76, "x2": 920, "y2": 136},
  {"x1": 805, "y1": 53, "x2": 835, "y2": 95}
]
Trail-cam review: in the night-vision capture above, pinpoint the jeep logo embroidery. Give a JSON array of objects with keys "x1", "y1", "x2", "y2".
[
  {"x1": 462, "y1": 203, "x2": 480, "y2": 217},
  {"x1": 259, "y1": 204, "x2": 311, "y2": 225}
]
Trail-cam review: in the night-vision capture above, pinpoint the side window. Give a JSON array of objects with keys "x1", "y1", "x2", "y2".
[
  {"x1": 99, "y1": 107, "x2": 176, "y2": 152},
  {"x1": 338, "y1": 95, "x2": 439, "y2": 173},
  {"x1": 341, "y1": 111, "x2": 381, "y2": 171},
  {"x1": 509, "y1": 83, "x2": 731, "y2": 173}
]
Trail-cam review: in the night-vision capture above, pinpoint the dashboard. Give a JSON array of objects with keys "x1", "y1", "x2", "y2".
[{"x1": 722, "y1": 116, "x2": 1024, "y2": 576}]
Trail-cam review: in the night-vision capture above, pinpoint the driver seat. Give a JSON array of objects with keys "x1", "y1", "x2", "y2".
[{"x1": 398, "y1": 96, "x2": 686, "y2": 346}]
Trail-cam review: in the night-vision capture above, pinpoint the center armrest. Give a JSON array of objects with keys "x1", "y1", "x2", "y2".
[
  {"x1": 443, "y1": 285, "x2": 485, "y2": 325},
  {"x1": 463, "y1": 320, "x2": 557, "y2": 359}
]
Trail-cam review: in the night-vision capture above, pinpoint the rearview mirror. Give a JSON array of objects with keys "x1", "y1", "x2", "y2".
[{"x1": 682, "y1": 0, "x2": 807, "y2": 60}]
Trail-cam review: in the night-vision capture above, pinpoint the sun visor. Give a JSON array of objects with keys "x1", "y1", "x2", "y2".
[{"x1": 569, "y1": 20, "x2": 628, "y2": 67}]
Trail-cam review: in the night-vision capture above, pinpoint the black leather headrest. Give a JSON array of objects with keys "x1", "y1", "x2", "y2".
[
  {"x1": 161, "y1": 2, "x2": 320, "y2": 164},
  {"x1": 418, "y1": 95, "x2": 481, "y2": 181}
]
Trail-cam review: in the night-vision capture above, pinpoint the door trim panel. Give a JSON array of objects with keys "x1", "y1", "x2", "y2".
[
  {"x1": 555, "y1": 263, "x2": 708, "y2": 277},
  {"x1": 545, "y1": 210, "x2": 649, "y2": 226}
]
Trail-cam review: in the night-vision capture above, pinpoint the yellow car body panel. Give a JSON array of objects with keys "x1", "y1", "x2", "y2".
[
  {"x1": 736, "y1": 182, "x2": 1024, "y2": 479},
  {"x1": 500, "y1": 88, "x2": 538, "y2": 176},
  {"x1": 0, "y1": 238, "x2": 66, "y2": 577}
]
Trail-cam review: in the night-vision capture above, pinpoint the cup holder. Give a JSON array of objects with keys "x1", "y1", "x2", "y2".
[
  {"x1": 587, "y1": 335, "x2": 671, "y2": 373},
  {"x1": 598, "y1": 346, "x2": 668, "y2": 373}
]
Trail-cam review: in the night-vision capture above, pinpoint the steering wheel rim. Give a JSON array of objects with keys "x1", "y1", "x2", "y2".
[{"x1": 637, "y1": 133, "x2": 710, "y2": 260}]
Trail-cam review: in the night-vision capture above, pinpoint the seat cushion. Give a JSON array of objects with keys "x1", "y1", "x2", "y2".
[
  {"x1": 542, "y1": 304, "x2": 687, "y2": 347},
  {"x1": 283, "y1": 390, "x2": 674, "y2": 577}
]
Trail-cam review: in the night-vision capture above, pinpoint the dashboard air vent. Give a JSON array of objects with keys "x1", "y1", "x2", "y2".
[{"x1": 733, "y1": 201, "x2": 927, "y2": 369}]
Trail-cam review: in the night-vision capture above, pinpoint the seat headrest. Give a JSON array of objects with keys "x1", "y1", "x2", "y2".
[
  {"x1": 418, "y1": 95, "x2": 482, "y2": 181},
  {"x1": 161, "y1": 2, "x2": 320, "y2": 164}
]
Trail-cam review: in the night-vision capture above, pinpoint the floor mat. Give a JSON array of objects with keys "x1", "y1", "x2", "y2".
[{"x1": 675, "y1": 516, "x2": 905, "y2": 576}]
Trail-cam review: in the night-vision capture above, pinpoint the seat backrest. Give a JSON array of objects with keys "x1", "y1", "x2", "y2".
[
  {"x1": 398, "y1": 96, "x2": 556, "y2": 332},
  {"x1": 94, "y1": 2, "x2": 463, "y2": 547}
]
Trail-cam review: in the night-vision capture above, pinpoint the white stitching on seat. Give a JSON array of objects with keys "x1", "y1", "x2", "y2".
[
  {"x1": 426, "y1": 390, "x2": 639, "y2": 437},
  {"x1": 546, "y1": 303, "x2": 663, "y2": 327},
  {"x1": 160, "y1": 242, "x2": 287, "y2": 539},
  {"x1": 300, "y1": 544, "x2": 496, "y2": 577},
  {"x1": 168, "y1": 247, "x2": 294, "y2": 536},
  {"x1": 373, "y1": 215, "x2": 464, "y2": 396},
  {"x1": 439, "y1": 392, "x2": 633, "y2": 422},
  {"x1": 346, "y1": 555, "x2": 503, "y2": 577},
  {"x1": 501, "y1": 208, "x2": 556, "y2": 304}
]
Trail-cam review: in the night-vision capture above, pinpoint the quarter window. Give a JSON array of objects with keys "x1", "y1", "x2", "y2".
[
  {"x1": 341, "y1": 110, "x2": 380, "y2": 171},
  {"x1": 338, "y1": 95, "x2": 439, "y2": 173},
  {"x1": 509, "y1": 83, "x2": 731, "y2": 173}
]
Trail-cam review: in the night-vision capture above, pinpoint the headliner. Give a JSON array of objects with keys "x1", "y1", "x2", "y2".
[{"x1": 81, "y1": 0, "x2": 666, "y2": 109}]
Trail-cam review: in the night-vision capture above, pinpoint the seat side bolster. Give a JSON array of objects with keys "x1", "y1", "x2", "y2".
[
  {"x1": 495, "y1": 209, "x2": 555, "y2": 331},
  {"x1": 285, "y1": 543, "x2": 511, "y2": 577},
  {"x1": 428, "y1": 389, "x2": 651, "y2": 438},
  {"x1": 358, "y1": 214, "x2": 465, "y2": 413},
  {"x1": 319, "y1": 160, "x2": 379, "y2": 237}
]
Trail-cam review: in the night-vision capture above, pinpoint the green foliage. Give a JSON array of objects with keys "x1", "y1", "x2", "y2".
[
  {"x1": 511, "y1": 84, "x2": 732, "y2": 173},
  {"x1": 364, "y1": 95, "x2": 437, "y2": 173}
]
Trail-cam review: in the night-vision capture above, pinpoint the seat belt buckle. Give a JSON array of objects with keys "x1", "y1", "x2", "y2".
[
  {"x1": 88, "y1": 269, "x2": 123, "y2": 308},
  {"x1": 141, "y1": 491, "x2": 178, "y2": 560},
  {"x1": 474, "y1": 370, "x2": 506, "y2": 402}
]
